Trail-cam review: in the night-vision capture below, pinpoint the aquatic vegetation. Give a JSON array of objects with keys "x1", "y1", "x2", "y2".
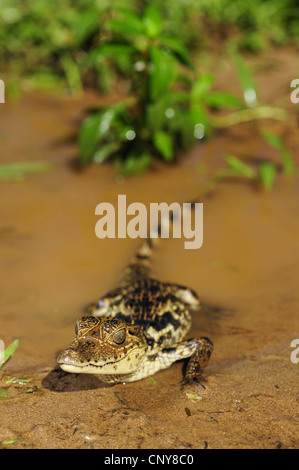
[
  {"x1": 0, "y1": 339, "x2": 19, "y2": 370},
  {"x1": 1, "y1": 0, "x2": 298, "y2": 95},
  {"x1": 78, "y1": 6, "x2": 260, "y2": 173},
  {"x1": 212, "y1": 130, "x2": 293, "y2": 191},
  {"x1": 0, "y1": 0, "x2": 105, "y2": 95},
  {"x1": 78, "y1": 4, "x2": 201, "y2": 172},
  {"x1": 208, "y1": 51, "x2": 294, "y2": 191},
  {"x1": 0, "y1": 1, "x2": 295, "y2": 183},
  {"x1": 212, "y1": 155, "x2": 276, "y2": 191},
  {"x1": 261, "y1": 130, "x2": 294, "y2": 175},
  {"x1": 0, "y1": 161, "x2": 53, "y2": 181},
  {"x1": 78, "y1": 8, "x2": 293, "y2": 178}
]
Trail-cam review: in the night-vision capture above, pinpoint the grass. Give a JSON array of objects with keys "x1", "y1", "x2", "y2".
[
  {"x1": 2, "y1": 440, "x2": 21, "y2": 445},
  {"x1": 0, "y1": 339, "x2": 19, "y2": 401},
  {"x1": 0, "y1": 1, "x2": 296, "y2": 187},
  {"x1": 5, "y1": 377, "x2": 32, "y2": 384},
  {"x1": 1, "y1": 0, "x2": 298, "y2": 97},
  {"x1": 213, "y1": 155, "x2": 277, "y2": 191},
  {"x1": 1, "y1": 1, "x2": 298, "y2": 96},
  {"x1": 0, "y1": 161, "x2": 53, "y2": 181},
  {"x1": 76, "y1": 7, "x2": 293, "y2": 176},
  {"x1": 0, "y1": 339, "x2": 19, "y2": 370}
]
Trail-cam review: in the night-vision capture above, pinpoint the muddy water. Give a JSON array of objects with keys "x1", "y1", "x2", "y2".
[{"x1": 0, "y1": 49, "x2": 299, "y2": 449}]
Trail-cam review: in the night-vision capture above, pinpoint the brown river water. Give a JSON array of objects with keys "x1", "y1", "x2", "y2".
[{"x1": 0, "y1": 46, "x2": 298, "y2": 449}]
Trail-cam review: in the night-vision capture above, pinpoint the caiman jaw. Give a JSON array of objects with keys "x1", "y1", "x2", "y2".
[
  {"x1": 57, "y1": 343, "x2": 145, "y2": 375},
  {"x1": 57, "y1": 316, "x2": 147, "y2": 376}
]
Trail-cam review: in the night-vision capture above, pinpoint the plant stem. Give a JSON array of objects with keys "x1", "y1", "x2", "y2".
[{"x1": 210, "y1": 106, "x2": 288, "y2": 128}]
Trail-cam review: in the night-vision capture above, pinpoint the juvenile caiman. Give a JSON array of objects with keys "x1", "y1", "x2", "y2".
[{"x1": 57, "y1": 222, "x2": 213, "y2": 385}]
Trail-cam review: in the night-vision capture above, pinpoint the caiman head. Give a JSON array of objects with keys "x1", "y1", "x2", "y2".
[{"x1": 57, "y1": 315, "x2": 147, "y2": 377}]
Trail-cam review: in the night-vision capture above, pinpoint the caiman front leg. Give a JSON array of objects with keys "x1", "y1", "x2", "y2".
[
  {"x1": 181, "y1": 337, "x2": 213, "y2": 388},
  {"x1": 130, "y1": 337, "x2": 213, "y2": 385}
]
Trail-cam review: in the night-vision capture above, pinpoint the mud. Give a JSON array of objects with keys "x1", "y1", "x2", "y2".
[{"x1": 0, "y1": 46, "x2": 298, "y2": 449}]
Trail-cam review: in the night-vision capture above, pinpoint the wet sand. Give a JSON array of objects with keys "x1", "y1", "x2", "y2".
[{"x1": 0, "y1": 46, "x2": 298, "y2": 449}]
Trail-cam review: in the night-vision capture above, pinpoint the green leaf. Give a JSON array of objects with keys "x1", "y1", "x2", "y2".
[
  {"x1": 204, "y1": 91, "x2": 243, "y2": 109},
  {"x1": 90, "y1": 43, "x2": 136, "y2": 61},
  {"x1": 2, "y1": 440, "x2": 21, "y2": 445},
  {"x1": 261, "y1": 131, "x2": 294, "y2": 174},
  {"x1": 0, "y1": 162, "x2": 53, "y2": 181},
  {"x1": 0, "y1": 388, "x2": 8, "y2": 399},
  {"x1": 116, "y1": 153, "x2": 151, "y2": 175},
  {"x1": 225, "y1": 155, "x2": 257, "y2": 179},
  {"x1": 229, "y1": 45, "x2": 258, "y2": 107},
  {"x1": 153, "y1": 130, "x2": 174, "y2": 161},
  {"x1": 78, "y1": 112, "x2": 105, "y2": 163},
  {"x1": 30, "y1": 73, "x2": 61, "y2": 90},
  {"x1": 143, "y1": 5, "x2": 162, "y2": 37},
  {"x1": 159, "y1": 35, "x2": 194, "y2": 69},
  {"x1": 6, "y1": 377, "x2": 31, "y2": 384},
  {"x1": 149, "y1": 46, "x2": 176, "y2": 99},
  {"x1": 60, "y1": 55, "x2": 83, "y2": 94},
  {"x1": 176, "y1": 112, "x2": 197, "y2": 148},
  {"x1": 259, "y1": 162, "x2": 276, "y2": 190},
  {"x1": 189, "y1": 103, "x2": 208, "y2": 128},
  {"x1": 190, "y1": 74, "x2": 214, "y2": 102},
  {"x1": 146, "y1": 97, "x2": 168, "y2": 133},
  {"x1": 73, "y1": 9, "x2": 100, "y2": 47},
  {"x1": 106, "y1": 9, "x2": 144, "y2": 36},
  {"x1": 148, "y1": 376, "x2": 157, "y2": 384},
  {"x1": 0, "y1": 339, "x2": 19, "y2": 369},
  {"x1": 171, "y1": 91, "x2": 190, "y2": 103},
  {"x1": 261, "y1": 130, "x2": 282, "y2": 148},
  {"x1": 280, "y1": 147, "x2": 294, "y2": 175},
  {"x1": 213, "y1": 167, "x2": 238, "y2": 182},
  {"x1": 93, "y1": 142, "x2": 120, "y2": 163},
  {"x1": 78, "y1": 109, "x2": 117, "y2": 163}
]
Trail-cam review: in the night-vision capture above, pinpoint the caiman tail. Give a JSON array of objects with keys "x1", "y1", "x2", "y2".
[{"x1": 123, "y1": 200, "x2": 199, "y2": 283}]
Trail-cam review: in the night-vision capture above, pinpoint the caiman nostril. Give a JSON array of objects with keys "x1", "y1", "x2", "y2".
[{"x1": 57, "y1": 349, "x2": 78, "y2": 365}]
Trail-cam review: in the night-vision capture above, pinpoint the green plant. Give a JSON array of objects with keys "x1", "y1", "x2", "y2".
[
  {"x1": 212, "y1": 130, "x2": 294, "y2": 191},
  {"x1": 212, "y1": 155, "x2": 276, "y2": 190},
  {"x1": 207, "y1": 49, "x2": 294, "y2": 192},
  {"x1": 0, "y1": 161, "x2": 53, "y2": 181},
  {"x1": 197, "y1": 0, "x2": 299, "y2": 52},
  {"x1": 0, "y1": 339, "x2": 19, "y2": 370},
  {"x1": 0, "y1": 0, "x2": 106, "y2": 95},
  {"x1": 210, "y1": 47, "x2": 288, "y2": 128},
  {"x1": 78, "y1": 5, "x2": 245, "y2": 173},
  {"x1": 261, "y1": 130, "x2": 294, "y2": 175},
  {"x1": 1, "y1": 0, "x2": 299, "y2": 97}
]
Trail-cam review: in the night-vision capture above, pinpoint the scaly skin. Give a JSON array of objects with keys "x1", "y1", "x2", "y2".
[{"x1": 57, "y1": 240, "x2": 213, "y2": 384}]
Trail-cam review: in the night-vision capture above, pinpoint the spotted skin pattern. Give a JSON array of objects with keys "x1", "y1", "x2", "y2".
[{"x1": 57, "y1": 239, "x2": 213, "y2": 385}]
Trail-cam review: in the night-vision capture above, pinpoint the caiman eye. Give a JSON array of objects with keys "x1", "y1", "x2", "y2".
[{"x1": 112, "y1": 328, "x2": 126, "y2": 344}]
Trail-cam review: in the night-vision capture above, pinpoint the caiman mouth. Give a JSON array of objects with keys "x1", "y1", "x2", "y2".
[
  {"x1": 57, "y1": 344, "x2": 143, "y2": 374},
  {"x1": 58, "y1": 356, "x2": 124, "y2": 369}
]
